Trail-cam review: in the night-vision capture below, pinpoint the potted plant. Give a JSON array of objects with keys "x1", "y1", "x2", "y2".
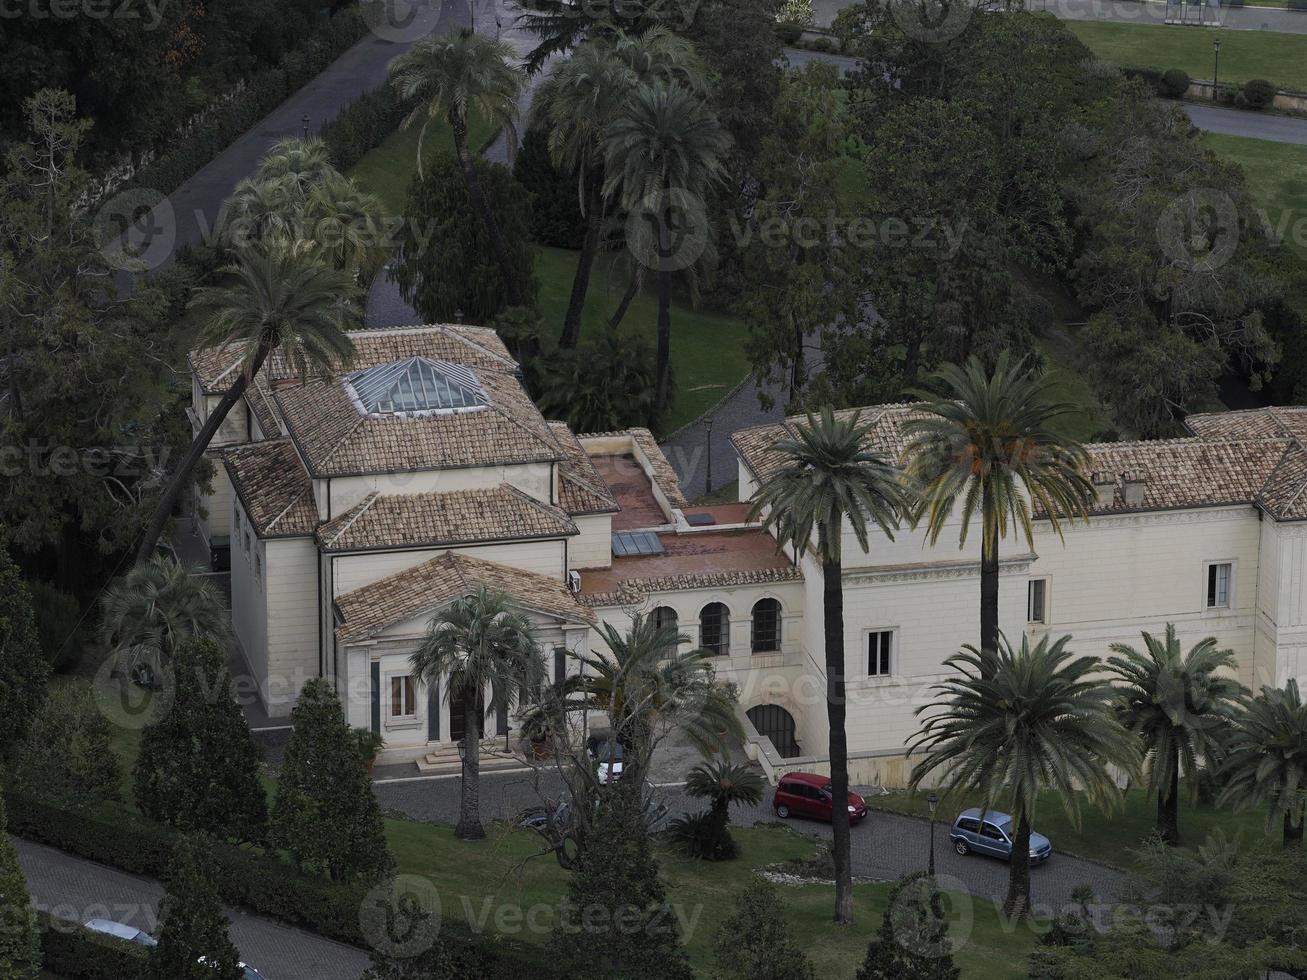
[
  {"x1": 519, "y1": 704, "x2": 554, "y2": 761},
  {"x1": 353, "y1": 728, "x2": 385, "y2": 776}
]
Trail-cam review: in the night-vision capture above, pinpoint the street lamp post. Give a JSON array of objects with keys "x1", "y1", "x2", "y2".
[
  {"x1": 704, "y1": 416, "x2": 714, "y2": 496},
  {"x1": 301, "y1": 114, "x2": 310, "y2": 139},
  {"x1": 1213, "y1": 37, "x2": 1222, "y2": 102},
  {"x1": 927, "y1": 792, "x2": 940, "y2": 876}
]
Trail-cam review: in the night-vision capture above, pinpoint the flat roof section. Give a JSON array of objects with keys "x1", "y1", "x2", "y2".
[
  {"x1": 591, "y1": 453, "x2": 669, "y2": 530},
  {"x1": 577, "y1": 527, "x2": 795, "y2": 596}
]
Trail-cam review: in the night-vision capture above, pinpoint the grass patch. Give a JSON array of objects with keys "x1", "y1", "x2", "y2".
[
  {"x1": 349, "y1": 114, "x2": 497, "y2": 216},
  {"x1": 867, "y1": 785, "x2": 1278, "y2": 870},
  {"x1": 1204, "y1": 131, "x2": 1307, "y2": 261},
  {"x1": 1067, "y1": 20, "x2": 1307, "y2": 93},
  {"x1": 388, "y1": 819, "x2": 1040, "y2": 978}
]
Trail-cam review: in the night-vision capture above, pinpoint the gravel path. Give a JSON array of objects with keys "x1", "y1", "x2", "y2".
[{"x1": 14, "y1": 837, "x2": 370, "y2": 980}]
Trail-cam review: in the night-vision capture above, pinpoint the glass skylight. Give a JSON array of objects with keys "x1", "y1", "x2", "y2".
[{"x1": 345, "y1": 357, "x2": 488, "y2": 417}]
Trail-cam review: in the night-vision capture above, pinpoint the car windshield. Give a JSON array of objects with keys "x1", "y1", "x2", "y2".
[{"x1": 997, "y1": 818, "x2": 1013, "y2": 835}]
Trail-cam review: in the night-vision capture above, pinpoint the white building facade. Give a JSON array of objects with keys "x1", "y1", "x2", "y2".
[{"x1": 188, "y1": 326, "x2": 1307, "y2": 781}]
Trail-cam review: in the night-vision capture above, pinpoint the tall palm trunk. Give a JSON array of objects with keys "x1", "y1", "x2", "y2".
[
  {"x1": 1284, "y1": 808, "x2": 1303, "y2": 848},
  {"x1": 980, "y1": 515, "x2": 1000, "y2": 677},
  {"x1": 559, "y1": 178, "x2": 602, "y2": 349},
  {"x1": 1003, "y1": 811, "x2": 1032, "y2": 920},
  {"x1": 452, "y1": 114, "x2": 524, "y2": 309},
  {"x1": 134, "y1": 335, "x2": 273, "y2": 563},
  {"x1": 608, "y1": 270, "x2": 640, "y2": 330},
  {"x1": 823, "y1": 557, "x2": 854, "y2": 925},
  {"x1": 457, "y1": 683, "x2": 486, "y2": 841},
  {"x1": 650, "y1": 179, "x2": 673, "y2": 425},
  {"x1": 1158, "y1": 757, "x2": 1180, "y2": 845}
]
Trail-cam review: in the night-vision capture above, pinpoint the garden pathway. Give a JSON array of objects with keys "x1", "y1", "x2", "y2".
[{"x1": 13, "y1": 837, "x2": 370, "y2": 980}]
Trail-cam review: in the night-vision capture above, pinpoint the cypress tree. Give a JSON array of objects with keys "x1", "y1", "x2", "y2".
[
  {"x1": 715, "y1": 878, "x2": 814, "y2": 980},
  {"x1": 857, "y1": 873, "x2": 960, "y2": 980},
  {"x1": 150, "y1": 835, "x2": 242, "y2": 980},
  {"x1": 0, "y1": 552, "x2": 48, "y2": 756},
  {"x1": 0, "y1": 795, "x2": 41, "y2": 980}
]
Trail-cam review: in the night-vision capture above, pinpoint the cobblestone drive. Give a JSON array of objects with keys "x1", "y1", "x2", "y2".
[{"x1": 14, "y1": 838, "x2": 370, "y2": 980}]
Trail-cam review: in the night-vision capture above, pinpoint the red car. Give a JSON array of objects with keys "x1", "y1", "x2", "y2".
[{"x1": 773, "y1": 772, "x2": 868, "y2": 824}]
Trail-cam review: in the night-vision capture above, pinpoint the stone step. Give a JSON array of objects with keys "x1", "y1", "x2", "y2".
[{"x1": 415, "y1": 748, "x2": 528, "y2": 775}]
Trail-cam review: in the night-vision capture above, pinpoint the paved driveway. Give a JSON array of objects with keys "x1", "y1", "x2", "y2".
[
  {"x1": 1185, "y1": 102, "x2": 1307, "y2": 142},
  {"x1": 14, "y1": 838, "x2": 370, "y2": 980}
]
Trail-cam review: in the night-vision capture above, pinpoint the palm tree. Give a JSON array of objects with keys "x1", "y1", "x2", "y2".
[
  {"x1": 389, "y1": 28, "x2": 527, "y2": 307},
  {"x1": 910, "y1": 633, "x2": 1139, "y2": 920},
  {"x1": 1219, "y1": 680, "x2": 1307, "y2": 848},
  {"x1": 253, "y1": 136, "x2": 336, "y2": 198},
  {"x1": 532, "y1": 29, "x2": 706, "y2": 349},
  {"x1": 566, "y1": 612, "x2": 741, "y2": 787},
  {"x1": 685, "y1": 758, "x2": 764, "y2": 833},
  {"x1": 747, "y1": 407, "x2": 906, "y2": 925},
  {"x1": 302, "y1": 174, "x2": 391, "y2": 285},
  {"x1": 534, "y1": 326, "x2": 655, "y2": 433},
  {"x1": 1108, "y1": 625, "x2": 1246, "y2": 846},
  {"x1": 901, "y1": 353, "x2": 1095, "y2": 674},
  {"x1": 410, "y1": 588, "x2": 544, "y2": 841},
  {"x1": 100, "y1": 556, "x2": 229, "y2": 683},
  {"x1": 134, "y1": 243, "x2": 361, "y2": 562},
  {"x1": 602, "y1": 81, "x2": 730, "y2": 423}
]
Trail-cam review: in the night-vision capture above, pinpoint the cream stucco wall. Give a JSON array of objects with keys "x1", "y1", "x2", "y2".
[
  {"x1": 569, "y1": 514, "x2": 613, "y2": 569},
  {"x1": 318, "y1": 461, "x2": 556, "y2": 519}
]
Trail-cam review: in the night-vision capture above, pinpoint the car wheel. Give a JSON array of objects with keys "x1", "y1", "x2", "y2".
[
  {"x1": 954, "y1": 840, "x2": 969, "y2": 856},
  {"x1": 776, "y1": 804, "x2": 790, "y2": 819}
]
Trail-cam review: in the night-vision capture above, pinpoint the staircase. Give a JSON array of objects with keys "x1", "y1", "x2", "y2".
[{"x1": 415, "y1": 739, "x2": 530, "y2": 775}]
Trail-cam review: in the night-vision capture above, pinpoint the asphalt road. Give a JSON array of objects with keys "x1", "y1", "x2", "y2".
[{"x1": 1185, "y1": 102, "x2": 1307, "y2": 141}]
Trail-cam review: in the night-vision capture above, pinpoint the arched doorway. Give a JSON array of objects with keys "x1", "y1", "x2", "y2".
[{"x1": 747, "y1": 704, "x2": 800, "y2": 758}]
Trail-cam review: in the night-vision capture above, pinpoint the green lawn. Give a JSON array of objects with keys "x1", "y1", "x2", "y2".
[
  {"x1": 349, "y1": 120, "x2": 753, "y2": 433},
  {"x1": 1205, "y1": 132, "x2": 1307, "y2": 261},
  {"x1": 388, "y1": 819, "x2": 1041, "y2": 978},
  {"x1": 867, "y1": 785, "x2": 1278, "y2": 870},
  {"x1": 1067, "y1": 21, "x2": 1307, "y2": 92}
]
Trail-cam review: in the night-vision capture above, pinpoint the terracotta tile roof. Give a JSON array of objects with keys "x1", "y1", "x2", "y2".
[
  {"x1": 630, "y1": 428, "x2": 689, "y2": 510},
  {"x1": 317, "y1": 484, "x2": 578, "y2": 552},
  {"x1": 222, "y1": 440, "x2": 319, "y2": 538},
  {"x1": 578, "y1": 566, "x2": 804, "y2": 608},
  {"x1": 189, "y1": 324, "x2": 515, "y2": 394},
  {"x1": 273, "y1": 360, "x2": 563, "y2": 477},
  {"x1": 734, "y1": 403, "x2": 1307, "y2": 522},
  {"x1": 334, "y1": 551, "x2": 595, "y2": 642},
  {"x1": 245, "y1": 378, "x2": 282, "y2": 437},
  {"x1": 547, "y1": 423, "x2": 619, "y2": 516}
]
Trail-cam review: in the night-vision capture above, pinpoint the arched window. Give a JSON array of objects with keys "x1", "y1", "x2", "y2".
[
  {"x1": 751, "y1": 598, "x2": 782, "y2": 653},
  {"x1": 699, "y1": 602, "x2": 730, "y2": 656},
  {"x1": 651, "y1": 606, "x2": 678, "y2": 634}
]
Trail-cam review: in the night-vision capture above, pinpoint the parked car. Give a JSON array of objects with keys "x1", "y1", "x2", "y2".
[
  {"x1": 84, "y1": 918, "x2": 156, "y2": 947},
  {"x1": 588, "y1": 736, "x2": 624, "y2": 785},
  {"x1": 949, "y1": 808, "x2": 1052, "y2": 865},
  {"x1": 772, "y1": 772, "x2": 868, "y2": 824}
]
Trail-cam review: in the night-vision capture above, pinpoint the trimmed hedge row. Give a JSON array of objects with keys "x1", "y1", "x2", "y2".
[
  {"x1": 119, "y1": 6, "x2": 372, "y2": 199},
  {"x1": 321, "y1": 85, "x2": 408, "y2": 173},
  {"x1": 6, "y1": 788, "x2": 559, "y2": 977},
  {"x1": 38, "y1": 910, "x2": 149, "y2": 980}
]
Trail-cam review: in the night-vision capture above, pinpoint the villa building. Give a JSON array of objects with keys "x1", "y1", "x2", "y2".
[{"x1": 188, "y1": 323, "x2": 1307, "y2": 782}]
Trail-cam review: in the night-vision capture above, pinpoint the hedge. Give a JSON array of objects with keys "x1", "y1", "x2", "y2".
[
  {"x1": 117, "y1": 5, "x2": 373, "y2": 200},
  {"x1": 321, "y1": 85, "x2": 408, "y2": 173},
  {"x1": 6, "y1": 788, "x2": 559, "y2": 977},
  {"x1": 38, "y1": 911, "x2": 149, "y2": 980}
]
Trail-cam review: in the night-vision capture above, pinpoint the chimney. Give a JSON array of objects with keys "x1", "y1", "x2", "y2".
[
  {"x1": 1122, "y1": 470, "x2": 1147, "y2": 509},
  {"x1": 1091, "y1": 471, "x2": 1116, "y2": 509}
]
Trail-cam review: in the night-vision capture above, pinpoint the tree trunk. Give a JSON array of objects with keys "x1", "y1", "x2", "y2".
[
  {"x1": 823, "y1": 557, "x2": 854, "y2": 925},
  {"x1": 608, "y1": 271, "x2": 640, "y2": 330},
  {"x1": 134, "y1": 338, "x2": 271, "y2": 564},
  {"x1": 979, "y1": 516, "x2": 1000, "y2": 675},
  {"x1": 1284, "y1": 807, "x2": 1303, "y2": 849},
  {"x1": 1157, "y1": 759, "x2": 1180, "y2": 846},
  {"x1": 652, "y1": 267, "x2": 671, "y2": 426},
  {"x1": 558, "y1": 180, "x2": 602, "y2": 349},
  {"x1": 452, "y1": 115, "x2": 523, "y2": 309},
  {"x1": 456, "y1": 685, "x2": 486, "y2": 841},
  {"x1": 1003, "y1": 812, "x2": 1033, "y2": 920}
]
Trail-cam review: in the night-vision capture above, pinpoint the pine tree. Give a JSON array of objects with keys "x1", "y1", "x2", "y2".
[
  {"x1": 150, "y1": 835, "x2": 243, "y2": 980},
  {"x1": 857, "y1": 873, "x2": 960, "y2": 980},
  {"x1": 715, "y1": 879, "x2": 814, "y2": 980},
  {"x1": 0, "y1": 551, "x2": 48, "y2": 757},
  {"x1": 270, "y1": 678, "x2": 391, "y2": 882},
  {"x1": 549, "y1": 782, "x2": 691, "y2": 980},
  {"x1": 0, "y1": 795, "x2": 41, "y2": 980},
  {"x1": 134, "y1": 635, "x2": 267, "y2": 841}
]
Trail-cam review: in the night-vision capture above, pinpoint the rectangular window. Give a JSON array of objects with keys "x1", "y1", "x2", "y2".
[
  {"x1": 868, "y1": 630, "x2": 893, "y2": 676},
  {"x1": 1027, "y1": 579, "x2": 1047, "y2": 624},
  {"x1": 553, "y1": 649, "x2": 567, "y2": 687},
  {"x1": 390, "y1": 675, "x2": 416, "y2": 718},
  {"x1": 1207, "y1": 562, "x2": 1232, "y2": 608}
]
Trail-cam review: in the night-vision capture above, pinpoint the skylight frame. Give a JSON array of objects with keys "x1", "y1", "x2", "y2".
[{"x1": 344, "y1": 357, "x2": 490, "y2": 418}]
